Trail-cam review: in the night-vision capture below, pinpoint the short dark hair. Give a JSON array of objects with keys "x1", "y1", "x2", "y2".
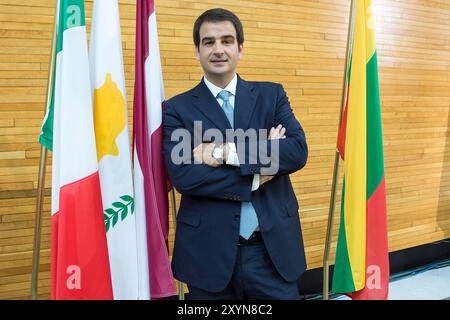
[{"x1": 193, "y1": 8, "x2": 244, "y2": 48}]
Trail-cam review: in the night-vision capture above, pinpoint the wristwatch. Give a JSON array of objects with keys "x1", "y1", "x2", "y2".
[{"x1": 212, "y1": 144, "x2": 224, "y2": 163}]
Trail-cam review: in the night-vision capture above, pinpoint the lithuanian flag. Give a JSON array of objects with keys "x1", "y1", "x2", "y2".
[{"x1": 332, "y1": 0, "x2": 389, "y2": 300}]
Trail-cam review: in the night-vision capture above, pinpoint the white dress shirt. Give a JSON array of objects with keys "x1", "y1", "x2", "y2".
[{"x1": 203, "y1": 75, "x2": 260, "y2": 191}]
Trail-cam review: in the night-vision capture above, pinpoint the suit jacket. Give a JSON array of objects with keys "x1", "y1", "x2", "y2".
[{"x1": 162, "y1": 75, "x2": 308, "y2": 292}]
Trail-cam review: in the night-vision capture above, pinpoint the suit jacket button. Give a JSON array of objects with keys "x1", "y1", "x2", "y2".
[{"x1": 234, "y1": 213, "x2": 240, "y2": 220}]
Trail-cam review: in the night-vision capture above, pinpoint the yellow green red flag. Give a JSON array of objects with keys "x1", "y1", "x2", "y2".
[{"x1": 332, "y1": 0, "x2": 389, "y2": 300}]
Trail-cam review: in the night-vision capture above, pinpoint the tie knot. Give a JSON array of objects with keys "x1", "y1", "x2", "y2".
[{"x1": 217, "y1": 90, "x2": 231, "y2": 102}]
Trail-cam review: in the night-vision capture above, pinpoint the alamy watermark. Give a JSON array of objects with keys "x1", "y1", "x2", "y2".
[
  {"x1": 170, "y1": 121, "x2": 280, "y2": 175},
  {"x1": 66, "y1": 265, "x2": 81, "y2": 290}
]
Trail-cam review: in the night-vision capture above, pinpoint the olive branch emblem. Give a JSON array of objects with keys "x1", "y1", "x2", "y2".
[{"x1": 104, "y1": 195, "x2": 135, "y2": 232}]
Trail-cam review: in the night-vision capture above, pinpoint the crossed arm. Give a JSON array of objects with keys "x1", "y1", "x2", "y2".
[
  {"x1": 162, "y1": 84, "x2": 308, "y2": 201},
  {"x1": 163, "y1": 104, "x2": 255, "y2": 202},
  {"x1": 192, "y1": 125, "x2": 287, "y2": 186}
]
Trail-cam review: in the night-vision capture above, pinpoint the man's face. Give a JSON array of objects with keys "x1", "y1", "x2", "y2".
[{"x1": 196, "y1": 21, "x2": 243, "y2": 81}]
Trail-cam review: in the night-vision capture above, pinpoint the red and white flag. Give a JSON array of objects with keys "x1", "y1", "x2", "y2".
[{"x1": 133, "y1": 0, "x2": 177, "y2": 299}]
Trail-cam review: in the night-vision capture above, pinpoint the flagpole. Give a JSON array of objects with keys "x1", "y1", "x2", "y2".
[
  {"x1": 170, "y1": 188, "x2": 185, "y2": 300},
  {"x1": 322, "y1": 0, "x2": 355, "y2": 301},
  {"x1": 31, "y1": 0, "x2": 59, "y2": 300}
]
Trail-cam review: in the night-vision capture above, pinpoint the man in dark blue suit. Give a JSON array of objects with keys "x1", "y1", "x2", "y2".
[{"x1": 163, "y1": 8, "x2": 308, "y2": 299}]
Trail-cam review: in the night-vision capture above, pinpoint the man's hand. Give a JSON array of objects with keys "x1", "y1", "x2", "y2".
[
  {"x1": 193, "y1": 143, "x2": 221, "y2": 168},
  {"x1": 260, "y1": 124, "x2": 286, "y2": 186},
  {"x1": 268, "y1": 124, "x2": 286, "y2": 140},
  {"x1": 260, "y1": 175, "x2": 274, "y2": 186}
]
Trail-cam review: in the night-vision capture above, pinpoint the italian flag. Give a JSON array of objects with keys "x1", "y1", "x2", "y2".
[
  {"x1": 332, "y1": 0, "x2": 389, "y2": 300},
  {"x1": 39, "y1": 0, "x2": 113, "y2": 299},
  {"x1": 89, "y1": 0, "x2": 142, "y2": 299}
]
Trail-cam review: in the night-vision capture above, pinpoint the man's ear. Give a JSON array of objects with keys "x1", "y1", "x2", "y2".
[
  {"x1": 238, "y1": 44, "x2": 244, "y2": 59},
  {"x1": 195, "y1": 46, "x2": 200, "y2": 61}
]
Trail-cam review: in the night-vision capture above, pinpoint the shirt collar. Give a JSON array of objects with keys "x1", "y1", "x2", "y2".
[{"x1": 203, "y1": 74, "x2": 238, "y2": 99}]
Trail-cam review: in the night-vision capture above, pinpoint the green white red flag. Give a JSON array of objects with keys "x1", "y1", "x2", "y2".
[{"x1": 39, "y1": 0, "x2": 113, "y2": 299}]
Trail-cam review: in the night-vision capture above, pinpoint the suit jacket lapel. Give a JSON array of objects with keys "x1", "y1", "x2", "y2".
[
  {"x1": 191, "y1": 79, "x2": 232, "y2": 132},
  {"x1": 190, "y1": 75, "x2": 259, "y2": 133},
  {"x1": 234, "y1": 75, "x2": 258, "y2": 131}
]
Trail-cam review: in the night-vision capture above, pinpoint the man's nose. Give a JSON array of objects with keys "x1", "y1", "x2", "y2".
[{"x1": 212, "y1": 41, "x2": 225, "y2": 55}]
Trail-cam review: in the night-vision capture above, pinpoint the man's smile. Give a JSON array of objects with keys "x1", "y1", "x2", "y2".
[{"x1": 211, "y1": 59, "x2": 228, "y2": 64}]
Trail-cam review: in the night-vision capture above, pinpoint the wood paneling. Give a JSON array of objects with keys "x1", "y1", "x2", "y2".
[{"x1": 1, "y1": 0, "x2": 449, "y2": 299}]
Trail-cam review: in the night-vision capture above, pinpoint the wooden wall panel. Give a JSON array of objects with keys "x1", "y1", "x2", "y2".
[{"x1": 0, "y1": 0, "x2": 449, "y2": 299}]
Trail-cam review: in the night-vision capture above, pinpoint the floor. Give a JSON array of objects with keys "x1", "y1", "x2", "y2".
[{"x1": 334, "y1": 265, "x2": 450, "y2": 300}]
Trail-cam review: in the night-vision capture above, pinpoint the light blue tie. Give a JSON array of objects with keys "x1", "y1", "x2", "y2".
[
  {"x1": 217, "y1": 90, "x2": 234, "y2": 128},
  {"x1": 217, "y1": 90, "x2": 259, "y2": 240}
]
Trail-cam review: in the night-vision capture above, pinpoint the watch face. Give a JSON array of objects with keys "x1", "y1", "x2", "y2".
[{"x1": 213, "y1": 146, "x2": 223, "y2": 160}]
